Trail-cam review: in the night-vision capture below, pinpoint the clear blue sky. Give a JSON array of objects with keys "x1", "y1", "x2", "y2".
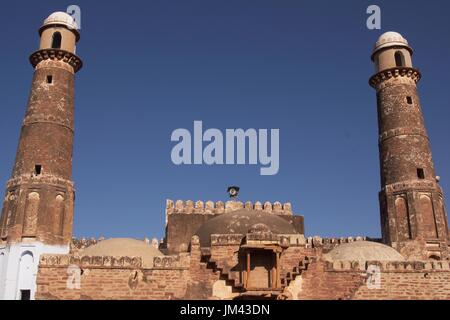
[{"x1": 0, "y1": 0, "x2": 449, "y2": 240}]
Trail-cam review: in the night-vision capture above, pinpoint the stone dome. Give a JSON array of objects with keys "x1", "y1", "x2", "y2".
[
  {"x1": 81, "y1": 238, "x2": 163, "y2": 268},
  {"x1": 195, "y1": 209, "x2": 299, "y2": 247},
  {"x1": 43, "y1": 12, "x2": 78, "y2": 30},
  {"x1": 324, "y1": 241, "x2": 405, "y2": 262},
  {"x1": 373, "y1": 31, "x2": 411, "y2": 55}
]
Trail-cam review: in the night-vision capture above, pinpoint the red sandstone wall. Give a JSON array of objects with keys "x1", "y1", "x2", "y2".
[
  {"x1": 297, "y1": 260, "x2": 450, "y2": 300},
  {"x1": 35, "y1": 249, "x2": 450, "y2": 300},
  {"x1": 36, "y1": 266, "x2": 189, "y2": 300},
  {"x1": 354, "y1": 271, "x2": 450, "y2": 300},
  {"x1": 36, "y1": 255, "x2": 190, "y2": 300},
  {"x1": 297, "y1": 261, "x2": 366, "y2": 300}
]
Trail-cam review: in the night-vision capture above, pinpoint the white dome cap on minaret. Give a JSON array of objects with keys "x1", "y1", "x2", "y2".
[
  {"x1": 39, "y1": 11, "x2": 80, "y2": 42},
  {"x1": 42, "y1": 11, "x2": 78, "y2": 30},
  {"x1": 372, "y1": 31, "x2": 412, "y2": 57}
]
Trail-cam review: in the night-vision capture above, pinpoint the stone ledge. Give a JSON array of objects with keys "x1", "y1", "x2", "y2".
[
  {"x1": 210, "y1": 234, "x2": 244, "y2": 246},
  {"x1": 23, "y1": 116, "x2": 74, "y2": 132},
  {"x1": 6, "y1": 174, "x2": 75, "y2": 190},
  {"x1": 379, "y1": 127, "x2": 428, "y2": 143}
]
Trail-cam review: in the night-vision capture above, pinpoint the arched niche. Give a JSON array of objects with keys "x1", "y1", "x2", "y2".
[
  {"x1": 395, "y1": 196, "x2": 411, "y2": 240},
  {"x1": 23, "y1": 192, "x2": 40, "y2": 236},
  {"x1": 419, "y1": 194, "x2": 438, "y2": 238},
  {"x1": 54, "y1": 194, "x2": 65, "y2": 236}
]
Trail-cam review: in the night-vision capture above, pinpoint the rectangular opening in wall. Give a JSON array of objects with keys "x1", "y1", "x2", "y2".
[
  {"x1": 20, "y1": 290, "x2": 31, "y2": 300},
  {"x1": 34, "y1": 165, "x2": 42, "y2": 176},
  {"x1": 417, "y1": 168, "x2": 425, "y2": 179},
  {"x1": 46, "y1": 75, "x2": 53, "y2": 84},
  {"x1": 406, "y1": 96, "x2": 413, "y2": 105}
]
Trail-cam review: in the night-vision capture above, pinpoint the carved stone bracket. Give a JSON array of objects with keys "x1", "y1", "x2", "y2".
[
  {"x1": 30, "y1": 49, "x2": 83, "y2": 73},
  {"x1": 369, "y1": 67, "x2": 421, "y2": 88}
]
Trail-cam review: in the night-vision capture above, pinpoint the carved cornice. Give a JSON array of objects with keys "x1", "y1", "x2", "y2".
[
  {"x1": 153, "y1": 254, "x2": 189, "y2": 269},
  {"x1": 383, "y1": 180, "x2": 442, "y2": 194},
  {"x1": 369, "y1": 67, "x2": 421, "y2": 88},
  {"x1": 39, "y1": 253, "x2": 190, "y2": 270},
  {"x1": 379, "y1": 127, "x2": 428, "y2": 144},
  {"x1": 6, "y1": 174, "x2": 75, "y2": 190},
  {"x1": 245, "y1": 232, "x2": 291, "y2": 248},
  {"x1": 71, "y1": 237, "x2": 102, "y2": 251},
  {"x1": 29, "y1": 49, "x2": 83, "y2": 73},
  {"x1": 306, "y1": 236, "x2": 368, "y2": 248},
  {"x1": 23, "y1": 115, "x2": 74, "y2": 133},
  {"x1": 210, "y1": 234, "x2": 244, "y2": 246},
  {"x1": 326, "y1": 260, "x2": 450, "y2": 272},
  {"x1": 39, "y1": 254, "x2": 143, "y2": 269}
]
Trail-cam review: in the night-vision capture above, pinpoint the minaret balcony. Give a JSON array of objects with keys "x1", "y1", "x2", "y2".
[
  {"x1": 369, "y1": 66, "x2": 421, "y2": 88},
  {"x1": 29, "y1": 49, "x2": 83, "y2": 73}
]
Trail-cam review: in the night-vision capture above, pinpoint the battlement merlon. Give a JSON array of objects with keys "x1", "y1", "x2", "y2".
[{"x1": 165, "y1": 199, "x2": 294, "y2": 218}]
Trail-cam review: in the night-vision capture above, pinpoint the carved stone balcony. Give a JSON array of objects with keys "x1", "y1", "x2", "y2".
[{"x1": 29, "y1": 49, "x2": 83, "y2": 73}]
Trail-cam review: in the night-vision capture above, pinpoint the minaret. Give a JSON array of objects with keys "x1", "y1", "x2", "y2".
[
  {"x1": 0, "y1": 12, "x2": 82, "y2": 300},
  {"x1": 370, "y1": 32, "x2": 449, "y2": 260}
]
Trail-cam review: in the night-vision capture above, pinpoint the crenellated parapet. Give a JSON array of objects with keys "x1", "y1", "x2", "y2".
[
  {"x1": 153, "y1": 253, "x2": 190, "y2": 269},
  {"x1": 326, "y1": 260, "x2": 450, "y2": 272},
  {"x1": 209, "y1": 233, "x2": 306, "y2": 247},
  {"x1": 40, "y1": 252, "x2": 191, "y2": 270},
  {"x1": 39, "y1": 254, "x2": 143, "y2": 269},
  {"x1": 166, "y1": 199, "x2": 293, "y2": 216},
  {"x1": 306, "y1": 236, "x2": 371, "y2": 249},
  {"x1": 210, "y1": 234, "x2": 244, "y2": 246}
]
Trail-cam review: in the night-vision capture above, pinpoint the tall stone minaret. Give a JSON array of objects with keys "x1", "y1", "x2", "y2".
[
  {"x1": 0, "y1": 12, "x2": 82, "y2": 300},
  {"x1": 370, "y1": 32, "x2": 449, "y2": 260}
]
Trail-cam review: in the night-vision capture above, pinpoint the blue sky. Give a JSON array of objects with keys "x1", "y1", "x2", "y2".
[{"x1": 0, "y1": 0, "x2": 449, "y2": 240}]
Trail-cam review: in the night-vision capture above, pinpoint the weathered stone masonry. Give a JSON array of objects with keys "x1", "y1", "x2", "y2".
[
  {"x1": 1, "y1": 16, "x2": 450, "y2": 301},
  {"x1": 370, "y1": 33, "x2": 450, "y2": 260},
  {"x1": 0, "y1": 12, "x2": 82, "y2": 300}
]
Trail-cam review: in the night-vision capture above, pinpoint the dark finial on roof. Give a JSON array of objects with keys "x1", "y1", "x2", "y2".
[{"x1": 227, "y1": 186, "x2": 240, "y2": 198}]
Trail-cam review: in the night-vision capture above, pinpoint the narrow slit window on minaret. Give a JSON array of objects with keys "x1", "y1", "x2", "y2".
[
  {"x1": 46, "y1": 75, "x2": 53, "y2": 84},
  {"x1": 417, "y1": 168, "x2": 425, "y2": 179},
  {"x1": 34, "y1": 165, "x2": 42, "y2": 176},
  {"x1": 406, "y1": 96, "x2": 413, "y2": 105}
]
